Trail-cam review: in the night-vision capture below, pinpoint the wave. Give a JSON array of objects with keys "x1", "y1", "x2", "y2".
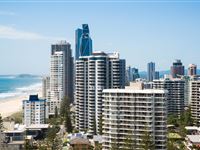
[
  {"x1": 0, "y1": 82, "x2": 42, "y2": 99},
  {"x1": 0, "y1": 75, "x2": 16, "y2": 79}
]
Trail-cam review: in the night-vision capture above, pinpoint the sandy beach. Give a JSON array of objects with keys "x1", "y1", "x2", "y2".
[{"x1": 0, "y1": 87, "x2": 42, "y2": 118}]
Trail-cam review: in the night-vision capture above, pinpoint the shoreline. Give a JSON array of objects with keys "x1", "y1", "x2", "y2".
[{"x1": 0, "y1": 87, "x2": 42, "y2": 118}]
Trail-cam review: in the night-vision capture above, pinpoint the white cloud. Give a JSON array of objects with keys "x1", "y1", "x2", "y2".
[{"x1": 0, "y1": 25, "x2": 65, "y2": 41}]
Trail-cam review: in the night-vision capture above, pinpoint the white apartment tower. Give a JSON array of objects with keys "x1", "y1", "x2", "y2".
[
  {"x1": 153, "y1": 78, "x2": 185, "y2": 115},
  {"x1": 190, "y1": 80, "x2": 200, "y2": 125},
  {"x1": 102, "y1": 88, "x2": 167, "y2": 150},
  {"x1": 75, "y1": 51, "x2": 125, "y2": 134},
  {"x1": 23, "y1": 95, "x2": 47, "y2": 126},
  {"x1": 49, "y1": 41, "x2": 74, "y2": 114},
  {"x1": 42, "y1": 76, "x2": 50, "y2": 100},
  {"x1": 49, "y1": 51, "x2": 64, "y2": 114}
]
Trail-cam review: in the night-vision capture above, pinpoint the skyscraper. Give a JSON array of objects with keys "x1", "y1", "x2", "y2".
[
  {"x1": 155, "y1": 71, "x2": 160, "y2": 80},
  {"x1": 147, "y1": 62, "x2": 155, "y2": 81},
  {"x1": 190, "y1": 80, "x2": 200, "y2": 125},
  {"x1": 50, "y1": 41, "x2": 74, "y2": 114},
  {"x1": 170, "y1": 59, "x2": 184, "y2": 78},
  {"x1": 75, "y1": 24, "x2": 92, "y2": 60},
  {"x1": 75, "y1": 51, "x2": 125, "y2": 134},
  {"x1": 42, "y1": 76, "x2": 50, "y2": 100},
  {"x1": 102, "y1": 87, "x2": 167, "y2": 150},
  {"x1": 153, "y1": 78, "x2": 185, "y2": 115},
  {"x1": 132, "y1": 67, "x2": 140, "y2": 81},
  {"x1": 188, "y1": 64, "x2": 197, "y2": 76}
]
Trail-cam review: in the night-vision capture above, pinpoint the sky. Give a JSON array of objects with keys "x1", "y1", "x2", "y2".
[{"x1": 0, "y1": 0, "x2": 200, "y2": 74}]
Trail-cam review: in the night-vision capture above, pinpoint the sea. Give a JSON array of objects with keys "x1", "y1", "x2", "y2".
[{"x1": 0, "y1": 75, "x2": 42, "y2": 100}]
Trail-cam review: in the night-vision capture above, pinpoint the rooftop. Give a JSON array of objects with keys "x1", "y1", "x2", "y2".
[
  {"x1": 187, "y1": 135, "x2": 200, "y2": 143},
  {"x1": 103, "y1": 88, "x2": 167, "y2": 94}
]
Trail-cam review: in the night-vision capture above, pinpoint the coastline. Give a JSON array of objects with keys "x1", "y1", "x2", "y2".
[{"x1": 0, "y1": 86, "x2": 42, "y2": 118}]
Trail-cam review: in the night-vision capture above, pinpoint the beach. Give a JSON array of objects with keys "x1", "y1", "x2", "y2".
[{"x1": 0, "y1": 87, "x2": 42, "y2": 118}]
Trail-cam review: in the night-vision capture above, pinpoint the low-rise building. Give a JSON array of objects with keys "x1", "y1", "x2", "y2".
[{"x1": 23, "y1": 95, "x2": 48, "y2": 126}]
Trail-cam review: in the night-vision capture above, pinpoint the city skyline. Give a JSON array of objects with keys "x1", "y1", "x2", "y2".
[{"x1": 1, "y1": 1, "x2": 200, "y2": 74}]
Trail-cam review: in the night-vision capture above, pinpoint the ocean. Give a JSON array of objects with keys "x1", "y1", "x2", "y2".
[{"x1": 0, "y1": 75, "x2": 42, "y2": 99}]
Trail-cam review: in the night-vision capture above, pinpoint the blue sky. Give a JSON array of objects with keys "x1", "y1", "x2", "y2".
[{"x1": 0, "y1": 0, "x2": 200, "y2": 74}]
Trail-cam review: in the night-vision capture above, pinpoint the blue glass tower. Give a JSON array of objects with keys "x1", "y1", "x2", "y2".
[{"x1": 75, "y1": 24, "x2": 93, "y2": 60}]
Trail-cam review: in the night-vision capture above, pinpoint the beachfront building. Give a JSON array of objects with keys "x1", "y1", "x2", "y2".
[
  {"x1": 49, "y1": 41, "x2": 74, "y2": 114},
  {"x1": 42, "y1": 76, "x2": 50, "y2": 100},
  {"x1": 102, "y1": 87, "x2": 168, "y2": 150},
  {"x1": 23, "y1": 95, "x2": 47, "y2": 126},
  {"x1": 75, "y1": 51, "x2": 126, "y2": 134},
  {"x1": 153, "y1": 78, "x2": 185, "y2": 116}
]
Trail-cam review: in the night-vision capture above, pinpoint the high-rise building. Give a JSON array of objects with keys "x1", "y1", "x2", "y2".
[
  {"x1": 42, "y1": 76, "x2": 50, "y2": 100},
  {"x1": 155, "y1": 71, "x2": 160, "y2": 80},
  {"x1": 147, "y1": 62, "x2": 155, "y2": 81},
  {"x1": 188, "y1": 64, "x2": 197, "y2": 76},
  {"x1": 190, "y1": 80, "x2": 200, "y2": 125},
  {"x1": 75, "y1": 24, "x2": 92, "y2": 60},
  {"x1": 23, "y1": 95, "x2": 47, "y2": 126},
  {"x1": 75, "y1": 51, "x2": 125, "y2": 134},
  {"x1": 132, "y1": 67, "x2": 140, "y2": 81},
  {"x1": 170, "y1": 59, "x2": 184, "y2": 78},
  {"x1": 50, "y1": 41, "x2": 74, "y2": 114},
  {"x1": 102, "y1": 87, "x2": 167, "y2": 150},
  {"x1": 126, "y1": 66, "x2": 133, "y2": 84},
  {"x1": 153, "y1": 78, "x2": 185, "y2": 115}
]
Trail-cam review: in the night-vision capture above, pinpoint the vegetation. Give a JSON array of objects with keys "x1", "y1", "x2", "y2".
[
  {"x1": 123, "y1": 133, "x2": 135, "y2": 150},
  {"x1": 140, "y1": 129, "x2": 155, "y2": 150},
  {"x1": 60, "y1": 97, "x2": 73, "y2": 133},
  {"x1": 0, "y1": 114, "x2": 3, "y2": 131},
  {"x1": 98, "y1": 115, "x2": 103, "y2": 135},
  {"x1": 10, "y1": 111, "x2": 23, "y2": 124},
  {"x1": 45, "y1": 125, "x2": 62, "y2": 149}
]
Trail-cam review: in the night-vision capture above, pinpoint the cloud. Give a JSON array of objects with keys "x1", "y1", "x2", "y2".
[
  {"x1": 0, "y1": 11, "x2": 16, "y2": 16},
  {"x1": 0, "y1": 25, "x2": 65, "y2": 41}
]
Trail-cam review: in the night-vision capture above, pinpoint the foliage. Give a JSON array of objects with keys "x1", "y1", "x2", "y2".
[
  {"x1": 64, "y1": 110, "x2": 73, "y2": 133},
  {"x1": 55, "y1": 106, "x2": 58, "y2": 118},
  {"x1": 93, "y1": 116, "x2": 97, "y2": 135},
  {"x1": 140, "y1": 129, "x2": 155, "y2": 150},
  {"x1": 60, "y1": 96, "x2": 70, "y2": 117},
  {"x1": 0, "y1": 114, "x2": 3, "y2": 131},
  {"x1": 10, "y1": 111, "x2": 22, "y2": 124},
  {"x1": 98, "y1": 115, "x2": 103, "y2": 135},
  {"x1": 123, "y1": 133, "x2": 135, "y2": 150},
  {"x1": 60, "y1": 97, "x2": 73, "y2": 133},
  {"x1": 24, "y1": 139, "x2": 33, "y2": 150},
  {"x1": 46, "y1": 126, "x2": 59, "y2": 143}
]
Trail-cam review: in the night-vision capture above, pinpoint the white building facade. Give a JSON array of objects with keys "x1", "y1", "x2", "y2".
[
  {"x1": 49, "y1": 51, "x2": 64, "y2": 114},
  {"x1": 102, "y1": 88, "x2": 168, "y2": 150},
  {"x1": 23, "y1": 95, "x2": 47, "y2": 126},
  {"x1": 75, "y1": 51, "x2": 125, "y2": 134},
  {"x1": 153, "y1": 78, "x2": 185, "y2": 115}
]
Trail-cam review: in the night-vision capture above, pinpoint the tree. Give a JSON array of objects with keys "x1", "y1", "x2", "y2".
[
  {"x1": 64, "y1": 110, "x2": 73, "y2": 133},
  {"x1": 55, "y1": 106, "x2": 58, "y2": 118},
  {"x1": 140, "y1": 128, "x2": 155, "y2": 150},
  {"x1": 52, "y1": 135, "x2": 62, "y2": 150},
  {"x1": 46, "y1": 126, "x2": 58, "y2": 143},
  {"x1": 93, "y1": 116, "x2": 97, "y2": 135},
  {"x1": 123, "y1": 133, "x2": 135, "y2": 150},
  {"x1": 60, "y1": 96, "x2": 70, "y2": 117},
  {"x1": 0, "y1": 114, "x2": 3, "y2": 131},
  {"x1": 60, "y1": 97, "x2": 73, "y2": 133},
  {"x1": 98, "y1": 115, "x2": 103, "y2": 135}
]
